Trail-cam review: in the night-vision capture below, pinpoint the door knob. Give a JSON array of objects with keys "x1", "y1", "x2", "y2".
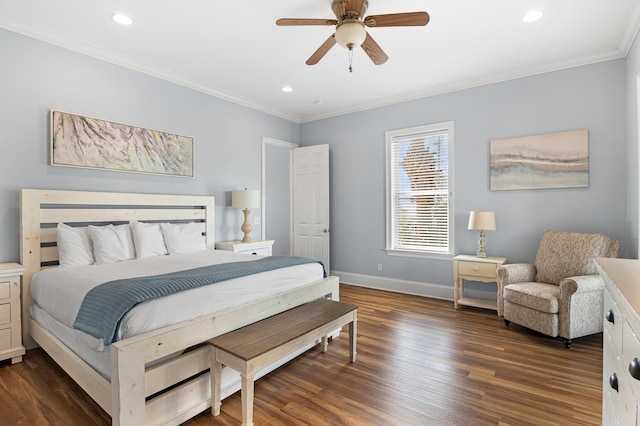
[{"x1": 322, "y1": 228, "x2": 329, "y2": 233}]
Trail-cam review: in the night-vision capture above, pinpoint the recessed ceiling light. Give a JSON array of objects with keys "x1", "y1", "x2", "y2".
[
  {"x1": 282, "y1": 86, "x2": 293, "y2": 93},
  {"x1": 112, "y1": 13, "x2": 133, "y2": 26},
  {"x1": 522, "y1": 10, "x2": 543, "y2": 23}
]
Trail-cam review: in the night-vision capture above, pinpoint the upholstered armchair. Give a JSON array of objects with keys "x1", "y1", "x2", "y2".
[{"x1": 497, "y1": 230, "x2": 619, "y2": 348}]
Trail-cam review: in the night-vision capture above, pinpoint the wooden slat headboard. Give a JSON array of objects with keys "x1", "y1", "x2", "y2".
[{"x1": 19, "y1": 188, "x2": 215, "y2": 348}]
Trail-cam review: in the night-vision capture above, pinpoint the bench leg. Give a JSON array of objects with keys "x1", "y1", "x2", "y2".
[
  {"x1": 241, "y1": 368, "x2": 255, "y2": 426},
  {"x1": 322, "y1": 334, "x2": 328, "y2": 352},
  {"x1": 210, "y1": 353, "x2": 222, "y2": 416},
  {"x1": 349, "y1": 319, "x2": 357, "y2": 363}
]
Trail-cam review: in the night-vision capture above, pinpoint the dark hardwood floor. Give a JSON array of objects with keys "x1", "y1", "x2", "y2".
[{"x1": 0, "y1": 284, "x2": 602, "y2": 425}]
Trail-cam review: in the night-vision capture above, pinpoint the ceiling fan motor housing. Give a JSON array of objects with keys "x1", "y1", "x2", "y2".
[{"x1": 332, "y1": 0, "x2": 368, "y2": 22}]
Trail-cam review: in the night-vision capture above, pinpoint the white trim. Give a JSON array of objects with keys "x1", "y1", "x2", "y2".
[
  {"x1": 334, "y1": 270, "x2": 451, "y2": 300},
  {"x1": 0, "y1": 15, "x2": 301, "y2": 123},
  {"x1": 301, "y1": 51, "x2": 625, "y2": 123},
  {"x1": 0, "y1": 13, "x2": 632, "y2": 125},
  {"x1": 261, "y1": 137, "x2": 298, "y2": 243},
  {"x1": 385, "y1": 121, "x2": 455, "y2": 256},
  {"x1": 334, "y1": 270, "x2": 498, "y2": 303}
]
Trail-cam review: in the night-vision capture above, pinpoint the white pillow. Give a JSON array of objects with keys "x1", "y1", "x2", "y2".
[
  {"x1": 160, "y1": 222, "x2": 206, "y2": 255},
  {"x1": 130, "y1": 220, "x2": 167, "y2": 259},
  {"x1": 88, "y1": 224, "x2": 136, "y2": 264},
  {"x1": 56, "y1": 223, "x2": 95, "y2": 267}
]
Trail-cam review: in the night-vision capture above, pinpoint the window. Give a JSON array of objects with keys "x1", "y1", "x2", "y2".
[{"x1": 385, "y1": 122, "x2": 454, "y2": 258}]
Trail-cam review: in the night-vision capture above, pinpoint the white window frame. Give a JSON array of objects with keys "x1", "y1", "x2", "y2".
[{"x1": 385, "y1": 121, "x2": 455, "y2": 260}]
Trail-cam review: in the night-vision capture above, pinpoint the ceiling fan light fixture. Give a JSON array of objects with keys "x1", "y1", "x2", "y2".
[{"x1": 335, "y1": 20, "x2": 366, "y2": 49}]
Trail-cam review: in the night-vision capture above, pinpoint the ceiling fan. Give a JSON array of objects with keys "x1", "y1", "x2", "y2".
[{"x1": 276, "y1": 0, "x2": 430, "y2": 72}]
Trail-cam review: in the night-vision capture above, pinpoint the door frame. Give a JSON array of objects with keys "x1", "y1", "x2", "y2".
[{"x1": 261, "y1": 136, "x2": 298, "y2": 251}]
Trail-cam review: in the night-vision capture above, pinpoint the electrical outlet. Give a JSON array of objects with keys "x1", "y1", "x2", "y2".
[
  {"x1": 254, "y1": 217, "x2": 261, "y2": 225},
  {"x1": 377, "y1": 263, "x2": 383, "y2": 272}
]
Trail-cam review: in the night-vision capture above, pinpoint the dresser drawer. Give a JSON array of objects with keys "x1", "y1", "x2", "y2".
[
  {"x1": 0, "y1": 303, "x2": 10, "y2": 325},
  {"x1": 604, "y1": 329, "x2": 637, "y2": 424},
  {"x1": 0, "y1": 327, "x2": 11, "y2": 351},
  {"x1": 458, "y1": 261, "x2": 497, "y2": 279},
  {"x1": 0, "y1": 280, "x2": 9, "y2": 300},
  {"x1": 623, "y1": 319, "x2": 640, "y2": 403},
  {"x1": 604, "y1": 288, "x2": 623, "y2": 356}
]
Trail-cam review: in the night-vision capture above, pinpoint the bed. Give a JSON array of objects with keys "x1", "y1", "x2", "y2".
[{"x1": 20, "y1": 188, "x2": 339, "y2": 426}]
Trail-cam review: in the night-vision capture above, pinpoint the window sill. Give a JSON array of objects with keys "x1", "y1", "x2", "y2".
[{"x1": 385, "y1": 249, "x2": 454, "y2": 261}]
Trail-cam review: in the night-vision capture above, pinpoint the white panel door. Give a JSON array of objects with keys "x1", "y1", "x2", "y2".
[{"x1": 293, "y1": 144, "x2": 330, "y2": 272}]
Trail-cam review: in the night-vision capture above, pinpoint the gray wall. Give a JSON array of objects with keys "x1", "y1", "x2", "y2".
[
  {"x1": 301, "y1": 59, "x2": 628, "y2": 294},
  {"x1": 1, "y1": 26, "x2": 634, "y2": 300},
  {"x1": 0, "y1": 28, "x2": 300, "y2": 263}
]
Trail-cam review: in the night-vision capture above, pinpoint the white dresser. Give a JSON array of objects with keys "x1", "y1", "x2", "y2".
[{"x1": 597, "y1": 258, "x2": 640, "y2": 425}]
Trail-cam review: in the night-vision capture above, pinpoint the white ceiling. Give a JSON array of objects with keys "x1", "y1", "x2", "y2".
[{"x1": 1, "y1": 1, "x2": 639, "y2": 123}]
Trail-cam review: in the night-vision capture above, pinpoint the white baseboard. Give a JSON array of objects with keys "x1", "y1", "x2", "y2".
[
  {"x1": 331, "y1": 270, "x2": 498, "y2": 303},
  {"x1": 331, "y1": 270, "x2": 453, "y2": 300}
]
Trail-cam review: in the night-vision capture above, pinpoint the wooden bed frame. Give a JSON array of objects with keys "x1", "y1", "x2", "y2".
[{"x1": 20, "y1": 189, "x2": 339, "y2": 425}]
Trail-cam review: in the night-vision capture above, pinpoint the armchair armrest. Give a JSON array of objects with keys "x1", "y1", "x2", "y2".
[
  {"x1": 559, "y1": 274, "x2": 604, "y2": 298},
  {"x1": 558, "y1": 274, "x2": 605, "y2": 339},
  {"x1": 496, "y1": 263, "x2": 536, "y2": 316}
]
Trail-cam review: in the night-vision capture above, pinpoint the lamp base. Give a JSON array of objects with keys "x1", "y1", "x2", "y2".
[
  {"x1": 476, "y1": 230, "x2": 487, "y2": 257},
  {"x1": 241, "y1": 208, "x2": 253, "y2": 242}
]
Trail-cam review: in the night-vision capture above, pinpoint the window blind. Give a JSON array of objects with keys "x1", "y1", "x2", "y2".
[{"x1": 389, "y1": 129, "x2": 450, "y2": 253}]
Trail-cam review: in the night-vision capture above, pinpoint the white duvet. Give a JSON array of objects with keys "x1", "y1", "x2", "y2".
[{"x1": 30, "y1": 249, "x2": 324, "y2": 351}]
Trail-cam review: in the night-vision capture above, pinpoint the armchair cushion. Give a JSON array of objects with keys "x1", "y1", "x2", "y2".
[
  {"x1": 503, "y1": 282, "x2": 559, "y2": 314},
  {"x1": 534, "y1": 230, "x2": 615, "y2": 285}
]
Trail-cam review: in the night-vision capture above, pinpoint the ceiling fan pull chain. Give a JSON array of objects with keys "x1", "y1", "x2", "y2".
[{"x1": 348, "y1": 47, "x2": 354, "y2": 73}]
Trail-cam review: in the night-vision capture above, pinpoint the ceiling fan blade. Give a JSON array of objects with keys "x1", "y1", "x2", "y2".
[
  {"x1": 276, "y1": 18, "x2": 338, "y2": 26},
  {"x1": 364, "y1": 12, "x2": 430, "y2": 27},
  {"x1": 306, "y1": 34, "x2": 337, "y2": 65},
  {"x1": 361, "y1": 32, "x2": 388, "y2": 65}
]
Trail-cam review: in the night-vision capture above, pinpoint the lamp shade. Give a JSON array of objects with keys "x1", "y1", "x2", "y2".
[
  {"x1": 468, "y1": 211, "x2": 496, "y2": 231},
  {"x1": 232, "y1": 189, "x2": 260, "y2": 209}
]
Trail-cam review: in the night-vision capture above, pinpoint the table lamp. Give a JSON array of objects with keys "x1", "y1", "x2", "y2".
[
  {"x1": 468, "y1": 211, "x2": 496, "y2": 258},
  {"x1": 232, "y1": 188, "x2": 260, "y2": 242}
]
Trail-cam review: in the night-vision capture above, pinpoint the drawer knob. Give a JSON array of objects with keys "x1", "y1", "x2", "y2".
[
  {"x1": 609, "y1": 373, "x2": 619, "y2": 392},
  {"x1": 606, "y1": 309, "x2": 615, "y2": 324},
  {"x1": 629, "y1": 358, "x2": 640, "y2": 380}
]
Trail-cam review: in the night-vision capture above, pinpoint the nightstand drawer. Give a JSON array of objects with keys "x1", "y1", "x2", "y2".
[
  {"x1": 0, "y1": 328, "x2": 10, "y2": 350},
  {"x1": 0, "y1": 280, "x2": 9, "y2": 300},
  {"x1": 237, "y1": 247, "x2": 271, "y2": 256},
  {"x1": 0, "y1": 303, "x2": 10, "y2": 325},
  {"x1": 458, "y1": 261, "x2": 497, "y2": 278}
]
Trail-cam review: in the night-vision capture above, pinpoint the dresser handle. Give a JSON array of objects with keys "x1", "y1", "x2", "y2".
[
  {"x1": 609, "y1": 373, "x2": 619, "y2": 392},
  {"x1": 629, "y1": 358, "x2": 640, "y2": 380},
  {"x1": 606, "y1": 309, "x2": 615, "y2": 324}
]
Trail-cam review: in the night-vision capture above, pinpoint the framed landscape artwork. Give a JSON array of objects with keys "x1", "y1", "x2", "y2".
[
  {"x1": 50, "y1": 110, "x2": 194, "y2": 177},
  {"x1": 490, "y1": 129, "x2": 588, "y2": 191}
]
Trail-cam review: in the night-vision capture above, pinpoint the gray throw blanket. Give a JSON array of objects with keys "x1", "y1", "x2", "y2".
[{"x1": 73, "y1": 256, "x2": 326, "y2": 345}]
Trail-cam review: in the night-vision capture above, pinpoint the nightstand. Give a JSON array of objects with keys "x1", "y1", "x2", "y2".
[
  {"x1": 453, "y1": 255, "x2": 506, "y2": 312},
  {"x1": 0, "y1": 263, "x2": 25, "y2": 364},
  {"x1": 215, "y1": 240, "x2": 274, "y2": 256}
]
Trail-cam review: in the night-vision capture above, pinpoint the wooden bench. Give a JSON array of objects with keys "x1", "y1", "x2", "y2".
[{"x1": 208, "y1": 298, "x2": 357, "y2": 426}]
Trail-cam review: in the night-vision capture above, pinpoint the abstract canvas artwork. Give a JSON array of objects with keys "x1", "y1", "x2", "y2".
[
  {"x1": 490, "y1": 129, "x2": 588, "y2": 191},
  {"x1": 50, "y1": 110, "x2": 194, "y2": 177}
]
